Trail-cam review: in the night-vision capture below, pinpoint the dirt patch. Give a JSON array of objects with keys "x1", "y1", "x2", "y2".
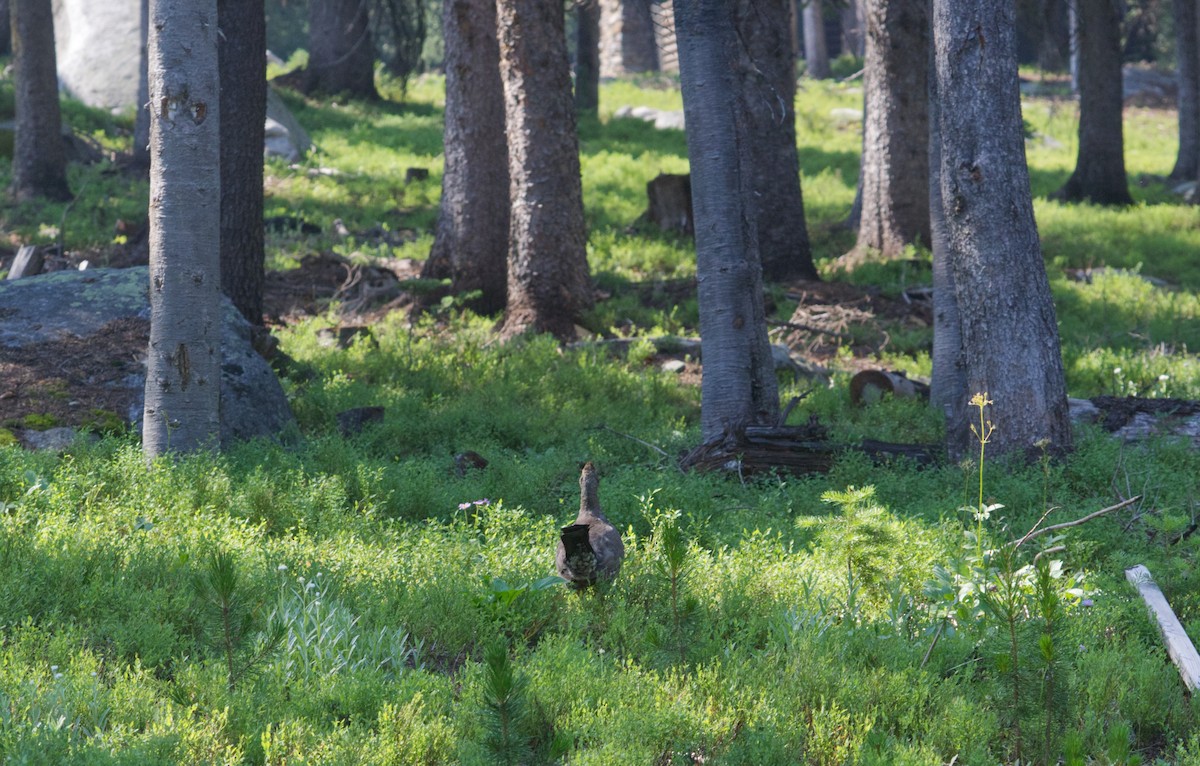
[
  {"x1": 0, "y1": 317, "x2": 148, "y2": 430},
  {"x1": 264, "y1": 252, "x2": 424, "y2": 325},
  {"x1": 774, "y1": 278, "x2": 932, "y2": 366}
]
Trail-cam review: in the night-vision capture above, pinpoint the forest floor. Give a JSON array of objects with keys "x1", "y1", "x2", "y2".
[{"x1": 0, "y1": 246, "x2": 931, "y2": 431}]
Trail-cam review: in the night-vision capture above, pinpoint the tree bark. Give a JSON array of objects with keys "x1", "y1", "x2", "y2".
[
  {"x1": 305, "y1": 0, "x2": 378, "y2": 99},
  {"x1": 132, "y1": 0, "x2": 151, "y2": 171},
  {"x1": 933, "y1": 0, "x2": 1072, "y2": 460},
  {"x1": 928, "y1": 36, "x2": 964, "y2": 423},
  {"x1": 496, "y1": 0, "x2": 593, "y2": 340},
  {"x1": 598, "y1": 0, "x2": 658, "y2": 76},
  {"x1": 0, "y1": 0, "x2": 10, "y2": 56},
  {"x1": 1038, "y1": 0, "x2": 1069, "y2": 71},
  {"x1": 841, "y1": 0, "x2": 865, "y2": 57},
  {"x1": 849, "y1": 0, "x2": 930, "y2": 263},
  {"x1": 736, "y1": 0, "x2": 818, "y2": 281},
  {"x1": 10, "y1": 0, "x2": 70, "y2": 202},
  {"x1": 1170, "y1": 0, "x2": 1199, "y2": 180},
  {"x1": 575, "y1": 0, "x2": 601, "y2": 113},
  {"x1": 675, "y1": 0, "x2": 781, "y2": 441},
  {"x1": 1054, "y1": 0, "x2": 1132, "y2": 204},
  {"x1": 218, "y1": 0, "x2": 267, "y2": 325},
  {"x1": 143, "y1": 0, "x2": 222, "y2": 459},
  {"x1": 802, "y1": 0, "x2": 831, "y2": 79},
  {"x1": 423, "y1": 0, "x2": 510, "y2": 314}
]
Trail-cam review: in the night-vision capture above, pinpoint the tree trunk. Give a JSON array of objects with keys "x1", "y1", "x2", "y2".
[
  {"x1": 218, "y1": 0, "x2": 267, "y2": 325},
  {"x1": 933, "y1": 0, "x2": 1072, "y2": 461},
  {"x1": 736, "y1": 0, "x2": 818, "y2": 282},
  {"x1": 305, "y1": 0, "x2": 378, "y2": 99},
  {"x1": 0, "y1": 0, "x2": 10, "y2": 56},
  {"x1": 575, "y1": 0, "x2": 601, "y2": 113},
  {"x1": 928, "y1": 36, "x2": 964, "y2": 423},
  {"x1": 1038, "y1": 0, "x2": 1069, "y2": 71},
  {"x1": 132, "y1": 0, "x2": 151, "y2": 171},
  {"x1": 802, "y1": 0, "x2": 831, "y2": 79},
  {"x1": 143, "y1": 0, "x2": 222, "y2": 459},
  {"x1": 423, "y1": 0, "x2": 510, "y2": 314},
  {"x1": 496, "y1": 0, "x2": 593, "y2": 340},
  {"x1": 1054, "y1": 0, "x2": 1132, "y2": 204},
  {"x1": 1170, "y1": 0, "x2": 1199, "y2": 180},
  {"x1": 598, "y1": 0, "x2": 658, "y2": 77},
  {"x1": 10, "y1": 0, "x2": 70, "y2": 202},
  {"x1": 652, "y1": 0, "x2": 679, "y2": 73},
  {"x1": 849, "y1": 0, "x2": 930, "y2": 263},
  {"x1": 841, "y1": 0, "x2": 864, "y2": 57},
  {"x1": 675, "y1": 0, "x2": 781, "y2": 441}
]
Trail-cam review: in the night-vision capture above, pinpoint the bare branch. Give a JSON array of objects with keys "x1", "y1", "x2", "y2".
[{"x1": 1014, "y1": 496, "x2": 1142, "y2": 548}]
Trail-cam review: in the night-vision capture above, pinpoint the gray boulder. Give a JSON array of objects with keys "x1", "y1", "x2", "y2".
[
  {"x1": 265, "y1": 87, "x2": 312, "y2": 161},
  {"x1": 53, "y1": 0, "x2": 141, "y2": 110},
  {"x1": 0, "y1": 267, "x2": 294, "y2": 447},
  {"x1": 51, "y1": 0, "x2": 309, "y2": 160}
]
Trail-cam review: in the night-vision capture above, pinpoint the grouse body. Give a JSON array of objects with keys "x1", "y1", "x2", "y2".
[{"x1": 555, "y1": 462, "x2": 624, "y2": 588}]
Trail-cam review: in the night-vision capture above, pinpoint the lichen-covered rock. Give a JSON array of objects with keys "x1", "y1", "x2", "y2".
[{"x1": 0, "y1": 267, "x2": 294, "y2": 448}]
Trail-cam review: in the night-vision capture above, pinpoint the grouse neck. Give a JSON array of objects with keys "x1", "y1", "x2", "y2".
[{"x1": 577, "y1": 464, "x2": 606, "y2": 523}]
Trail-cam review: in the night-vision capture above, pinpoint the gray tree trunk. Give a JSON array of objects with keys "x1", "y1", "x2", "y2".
[
  {"x1": 1054, "y1": 0, "x2": 1131, "y2": 204},
  {"x1": 675, "y1": 0, "x2": 780, "y2": 441},
  {"x1": 423, "y1": 0, "x2": 510, "y2": 314},
  {"x1": 652, "y1": 0, "x2": 679, "y2": 73},
  {"x1": 496, "y1": 0, "x2": 593, "y2": 340},
  {"x1": 849, "y1": 0, "x2": 930, "y2": 263},
  {"x1": 841, "y1": 0, "x2": 864, "y2": 57},
  {"x1": 575, "y1": 0, "x2": 601, "y2": 113},
  {"x1": 1039, "y1": 0, "x2": 1069, "y2": 71},
  {"x1": 10, "y1": 0, "x2": 70, "y2": 202},
  {"x1": 132, "y1": 0, "x2": 151, "y2": 171},
  {"x1": 927, "y1": 38, "x2": 964, "y2": 423},
  {"x1": 736, "y1": 0, "x2": 818, "y2": 281},
  {"x1": 933, "y1": 0, "x2": 1072, "y2": 461},
  {"x1": 305, "y1": 0, "x2": 378, "y2": 99},
  {"x1": 598, "y1": 0, "x2": 658, "y2": 77},
  {"x1": 802, "y1": 0, "x2": 830, "y2": 79},
  {"x1": 218, "y1": 0, "x2": 267, "y2": 325},
  {"x1": 1068, "y1": 1, "x2": 1079, "y2": 91},
  {"x1": 0, "y1": 0, "x2": 10, "y2": 56},
  {"x1": 1170, "y1": 0, "x2": 1199, "y2": 180},
  {"x1": 143, "y1": 0, "x2": 222, "y2": 459}
]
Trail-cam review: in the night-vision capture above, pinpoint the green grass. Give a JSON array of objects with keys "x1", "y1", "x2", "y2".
[{"x1": 2, "y1": 69, "x2": 1200, "y2": 763}]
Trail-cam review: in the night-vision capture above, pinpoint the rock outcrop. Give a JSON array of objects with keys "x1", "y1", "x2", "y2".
[{"x1": 0, "y1": 267, "x2": 295, "y2": 448}]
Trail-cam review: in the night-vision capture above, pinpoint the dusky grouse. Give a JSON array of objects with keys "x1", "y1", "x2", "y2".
[{"x1": 555, "y1": 462, "x2": 625, "y2": 588}]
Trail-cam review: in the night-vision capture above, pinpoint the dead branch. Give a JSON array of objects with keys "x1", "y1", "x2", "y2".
[
  {"x1": 766, "y1": 319, "x2": 848, "y2": 339},
  {"x1": 1015, "y1": 496, "x2": 1142, "y2": 548}
]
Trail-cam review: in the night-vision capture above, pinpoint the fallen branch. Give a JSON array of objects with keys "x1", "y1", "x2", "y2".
[
  {"x1": 1014, "y1": 496, "x2": 1141, "y2": 547},
  {"x1": 594, "y1": 425, "x2": 673, "y2": 462},
  {"x1": 679, "y1": 421, "x2": 937, "y2": 476},
  {"x1": 1126, "y1": 564, "x2": 1200, "y2": 691},
  {"x1": 766, "y1": 319, "x2": 848, "y2": 339}
]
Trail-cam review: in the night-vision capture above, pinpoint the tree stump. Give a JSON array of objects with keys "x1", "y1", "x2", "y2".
[
  {"x1": 645, "y1": 173, "x2": 693, "y2": 235},
  {"x1": 849, "y1": 369, "x2": 930, "y2": 405},
  {"x1": 7, "y1": 245, "x2": 43, "y2": 280}
]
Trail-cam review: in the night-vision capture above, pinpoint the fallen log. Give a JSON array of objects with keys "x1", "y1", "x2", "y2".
[
  {"x1": 849, "y1": 369, "x2": 930, "y2": 405},
  {"x1": 679, "y1": 419, "x2": 937, "y2": 476},
  {"x1": 1126, "y1": 565, "x2": 1200, "y2": 691},
  {"x1": 1072, "y1": 396, "x2": 1200, "y2": 447}
]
